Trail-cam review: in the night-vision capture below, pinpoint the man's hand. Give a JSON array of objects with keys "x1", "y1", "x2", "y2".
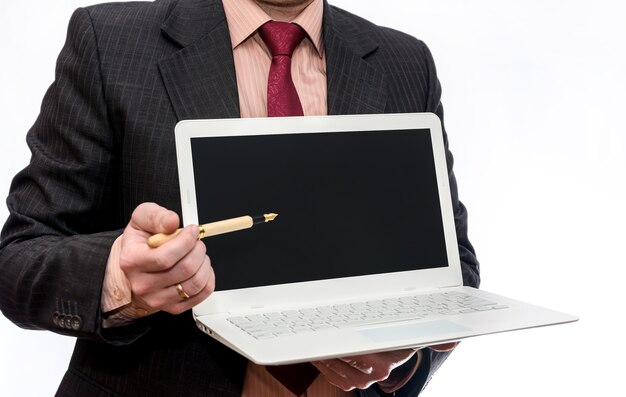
[
  {"x1": 312, "y1": 342, "x2": 457, "y2": 392},
  {"x1": 119, "y1": 203, "x2": 215, "y2": 315}
]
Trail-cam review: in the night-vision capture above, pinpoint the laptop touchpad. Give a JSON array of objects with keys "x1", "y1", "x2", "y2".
[{"x1": 359, "y1": 320, "x2": 469, "y2": 343}]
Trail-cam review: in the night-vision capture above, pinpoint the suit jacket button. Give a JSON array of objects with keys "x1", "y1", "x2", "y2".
[
  {"x1": 71, "y1": 316, "x2": 82, "y2": 331},
  {"x1": 57, "y1": 314, "x2": 66, "y2": 328},
  {"x1": 52, "y1": 312, "x2": 60, "y2": 327}
]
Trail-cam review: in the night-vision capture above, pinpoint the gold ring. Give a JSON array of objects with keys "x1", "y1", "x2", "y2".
[{"x1": 176, "y1": 283, "x2": 190, "y2": 300}]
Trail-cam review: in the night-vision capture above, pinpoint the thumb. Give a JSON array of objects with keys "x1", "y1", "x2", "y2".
[{"x1": 129, "y1": 202, "x2": 180, "y2": 234}]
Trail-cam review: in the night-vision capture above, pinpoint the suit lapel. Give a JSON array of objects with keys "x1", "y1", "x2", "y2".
[
  {"x1": 323, "y1": 2, "x2": 387, "y2": 115},
  {"x1": 158, "y1": 0, "x2": 240, "y2": 120},
  {"x1": 157, "y1": 0, "x2": 387, "y2": 119}
]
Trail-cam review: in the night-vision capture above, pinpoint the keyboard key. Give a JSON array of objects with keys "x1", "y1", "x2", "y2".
[{"x1": 253, "y1": 332, "x2": 276, "y2": 340}]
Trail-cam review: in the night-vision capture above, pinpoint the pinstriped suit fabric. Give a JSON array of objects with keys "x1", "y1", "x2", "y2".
[{"x1": 0, "y1": 0, "x2": 480, "y2": 396}]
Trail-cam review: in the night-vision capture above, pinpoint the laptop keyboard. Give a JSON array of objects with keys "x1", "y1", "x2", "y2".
[{"x1": 227, "y1": 291, "x2": 509, "y2": 340}]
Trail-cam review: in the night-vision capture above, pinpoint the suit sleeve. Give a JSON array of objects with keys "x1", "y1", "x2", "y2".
[
  {"x1": 0, "y1": 8, "x2": 149, "y2": 344},
  {"x1": 422, "y1": 42, "x2": 481, "y2": 290}
]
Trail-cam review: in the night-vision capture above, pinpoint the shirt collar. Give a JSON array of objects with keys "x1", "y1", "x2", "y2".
[{"x1": 222, "y1": 0, "x2": 324, "y2": 57}]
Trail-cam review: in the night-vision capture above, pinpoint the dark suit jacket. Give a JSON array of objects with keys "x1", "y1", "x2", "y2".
[{"x1": 0, "y1": 0, "x2": 480, "y2": 395}]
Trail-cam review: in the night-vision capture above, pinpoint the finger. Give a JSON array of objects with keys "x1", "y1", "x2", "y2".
[
  {"x1": 162, "y1": 265, "x2": 216, "y2": 315},
  {"x1": 175, "y1": 254, "x2": 212, "y2": 297},
  {"x1": 429, "y1": 342, "x2": 458, "y2": 352},
  {"x1": 339, "y1": 350, "x2": 415, "y2": 373},
  {"x1": 313, "y1": 350, "x2": 421, "y2": 391},
  {"x1": 142, "y1": 258, "x2": 214, "y2": 312},
  {"x1": 134, "y1": 244, "x2": 209, "y2": 299},
  {"x1": 377, "y1": 349, "x2": 416, "y2": 369},
  {"x1": 314, "y1": 351, "x2": 411, "y2": 392},
  {"x1": 338, "y1": 357, "x2": 373, "y2": 374},
  {"x1": 313, "y1": 360, "x2": 362, "y2": 391},
  {"x1": 314, "y1": 358, "x2": 388, "y2": 391},
  {"x1": 124, "y1": 224, "x2": 200, "y2": 273},
  {"x1": 154, "y1": 240, "x2": 208, "y2": 287},
  {"x1": 129, "y1": 202, "x2": 180, "y2": 234}
]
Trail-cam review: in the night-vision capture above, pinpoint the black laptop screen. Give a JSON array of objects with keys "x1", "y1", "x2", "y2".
[{"x1": 191, "y1": 129, "x2": 449, "y2": 291}]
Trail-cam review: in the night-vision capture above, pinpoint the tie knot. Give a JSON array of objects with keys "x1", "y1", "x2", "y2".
[{"x1": 259, "y1": 21, "x2": 306, "y2": 57}]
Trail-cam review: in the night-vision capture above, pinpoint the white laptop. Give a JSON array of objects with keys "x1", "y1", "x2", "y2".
[{"x1": 175, "y1": 113, "x2": 577, "y2": 365}]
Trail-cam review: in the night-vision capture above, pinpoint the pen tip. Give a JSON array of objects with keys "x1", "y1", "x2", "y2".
[{"x1": 264, "y1": 213, "x2": 278, "y2": 222}]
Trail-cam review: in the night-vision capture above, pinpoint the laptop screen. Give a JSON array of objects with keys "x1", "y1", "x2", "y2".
[{"x1": 191, "y1": 129, "x2": 448, "y2": 291}]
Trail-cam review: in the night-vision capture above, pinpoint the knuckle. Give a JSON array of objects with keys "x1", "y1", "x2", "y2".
[
  {"x1": 133, "y1": 288, "x2": 147, "y2": 299},
  {"x1": 147, "y1": 207, "x2": 164, "y2": 226},
  {"x1": 202, "y1": 278, "x2": 215, "y2": 297},
  {"x1": 207, "y1": 278, "x2": 216, "y2": 295},
  {"x1": 364, "y1": 381, "x2": 378, "y2": 390},
  {"x1": 132, "y1": 202, "x2": 155, "y2": 220},
  {"x1": 132, "y1": 282, "x2": 150, "y2": 297},
  {"x1": 201, "y1": 277, "x2": 215, "y2": 298},
  {"x1": 119, "y1": 246, "x2": 140, "y2": 271},
  {"x1": 196, "y1": 240, "x2": 207, "y2": 255},
  {"x1": 130, "y1": 205, "x2": 144, "y2": 220},
  {"x1": 167, "y1": 305, "x2": 186, "y2": 315},
  {"x1": 142, "y1": 296, "x2": 162, "y2": 309},
  {"x1": 187, "y1": 274, "x2": 206, "y2": 295},
  {"x1": 339, "y1": 383, "x2": 355, "y2": 392},
  {"x1": 153, "y1": 253, "x2": 173, "y2": 270},
  {"x1": 119, "y1": 255, "x2": 132, "y2": 272},
  {"x1": 323, "y1": 360, "x2": 340, "y2": 373},
  {"x1": 205, "y1": 258, "x2": 215, "y2": 290},
  {"x1": 356, "y1": 382, "x2": 369, "y2": 390},
  {"x1": 372, "y1": 368, "x2": 391, "y2": 382},
  {"x1": 178, "y1": 259, "x2": 197, "y2": 280}
]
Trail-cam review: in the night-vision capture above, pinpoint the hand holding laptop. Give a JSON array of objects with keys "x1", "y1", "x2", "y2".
[{"x1": 314, "y1": 343, "x2": 457, "y2": 392}]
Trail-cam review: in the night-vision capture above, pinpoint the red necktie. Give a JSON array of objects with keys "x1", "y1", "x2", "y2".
[
  {"x1": 257, "y1": 21, "x2": 319, "y2": 396},
  {"x1": 259, "y1": 21, "x2": 306, "y2": 117}
]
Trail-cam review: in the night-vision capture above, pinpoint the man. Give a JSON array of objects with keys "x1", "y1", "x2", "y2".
[{"x1": 0, "y1": 0, "x2": 480, "y2": 395}]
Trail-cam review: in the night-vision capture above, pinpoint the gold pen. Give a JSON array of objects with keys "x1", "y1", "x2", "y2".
[{"x1": 147, "y1": 213, "x2": 278, "y2": 248}]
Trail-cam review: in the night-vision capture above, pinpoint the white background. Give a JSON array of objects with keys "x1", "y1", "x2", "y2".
[{"x1": 1, "y1": 0, "x2": 624, "y2": 395}]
